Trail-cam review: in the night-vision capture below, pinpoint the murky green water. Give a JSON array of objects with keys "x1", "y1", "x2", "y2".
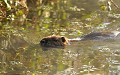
[
  {"x1": 1, "y1": 37, "x2": 120, "y2": 75},
  {"x1": 0, "y1": 0, "x2": 120, "y2": 75}
]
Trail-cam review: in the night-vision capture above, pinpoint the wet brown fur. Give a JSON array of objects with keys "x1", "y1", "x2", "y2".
[{"x1": 40, "y1": 35, "x2": 69, "y2": 49}]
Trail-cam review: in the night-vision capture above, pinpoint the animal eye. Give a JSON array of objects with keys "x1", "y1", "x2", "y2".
[{"x1": 54, "y1": 39, "x2": 58, "y2": 42}]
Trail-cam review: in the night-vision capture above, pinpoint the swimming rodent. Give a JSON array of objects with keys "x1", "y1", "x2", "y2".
[{"x1": 40, "y1": 31, "x2": 120, "y2": 49}]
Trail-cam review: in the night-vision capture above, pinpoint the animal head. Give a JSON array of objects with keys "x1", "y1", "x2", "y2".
[{"x1": 40, "y1": 36, "x2": 69, "y2": 49}]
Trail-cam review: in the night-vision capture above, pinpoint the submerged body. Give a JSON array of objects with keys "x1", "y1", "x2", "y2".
[
  {"x1": 40, "y1": 31, "x2": 120, "y2": 49},
  {"x1": 81, "y1": 31, "x2": 120, "y2": 40}
]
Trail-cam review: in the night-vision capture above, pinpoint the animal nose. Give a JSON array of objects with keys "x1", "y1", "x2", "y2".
[
  {"x1": 41, "y1": 40, "x2": 45, "y2": 43},
  {"x1": 40, "y1": 40, "x2": 46, "y2": 46}
]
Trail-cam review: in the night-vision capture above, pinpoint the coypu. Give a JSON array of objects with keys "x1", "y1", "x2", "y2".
[
  {"x1": 40, "y1": 36, "x2": 69, "y2": 49},
  {"x1": 40, "y1": 31, "x2": 120, "y2": 49}
]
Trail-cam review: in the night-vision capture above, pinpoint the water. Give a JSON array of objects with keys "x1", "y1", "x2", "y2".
[
  {"x1": 1, "y1": 0, "x2": 120, "y2": 74},
  {"x1": 55, "y1": 39, "x2": 120, "y2": 75},
  {"x1": 1, "y1": 36, "x2": 120, "y2": 75}
]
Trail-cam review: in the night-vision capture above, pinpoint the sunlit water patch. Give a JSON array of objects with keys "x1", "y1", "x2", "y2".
[{"x1": 59, "y1": 39, "x2": 120, "y2": 75}]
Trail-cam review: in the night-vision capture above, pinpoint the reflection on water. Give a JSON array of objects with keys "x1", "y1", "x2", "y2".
[
  {"x1": 64, "y1": 39, "x2": 120, "y2": 75},
  {"x1": 1, "y1": 0, "x2": 120, "y2": 74},
  {"x1": 1, "y1": 39, "x2": 120, "y2": 75}
]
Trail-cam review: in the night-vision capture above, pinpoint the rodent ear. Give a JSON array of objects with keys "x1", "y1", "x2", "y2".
[{"x1": 61, "y1": 37, "x2": 66, "y2": 42}]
